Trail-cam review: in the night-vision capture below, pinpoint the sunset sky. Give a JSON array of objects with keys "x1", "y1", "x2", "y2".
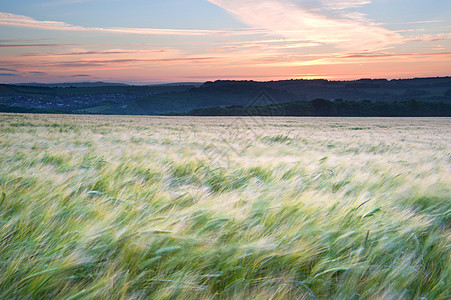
[{"x1": 1, "y1": 0, "x2": 451, "y2": 83}]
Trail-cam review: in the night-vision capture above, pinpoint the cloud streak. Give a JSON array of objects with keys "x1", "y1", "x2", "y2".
[
  {"x1": 0, "y1": 67, "x2": 16, "y2": 72},
  {"x1": 343, "y1": 52, "x2": 451, "y2": 59},
  {"x1": 292, "y1": 51, "x2": 451, "y2": 67},
  {"x1": 318, "y1": 0, "x2": 371, "y2": 10},
  {"x1": 30, "y1": 57, "x2": 223, "y2": 69},
  {"x1": 0, "y1": 12, "x2": 262, "y2": 36},
  {"x1": 208, "y1": 0, "x2": 401, "y2": 51},
  {"x1": 405, "y1": 33, "x2": 451, "y2": 42},
  {"x1": 22, "y1": 49, "x2": 171, "y2": 57},
  {"x1": 0, "y1": 43, "x2": 88, "y2": 48}
]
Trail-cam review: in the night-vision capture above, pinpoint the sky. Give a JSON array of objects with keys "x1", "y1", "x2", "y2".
[{"x1": 0, "y1": 0, "x2": 450, "y2": 83}]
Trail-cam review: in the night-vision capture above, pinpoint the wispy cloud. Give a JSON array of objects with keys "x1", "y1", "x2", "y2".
[
  {"x1": 0, "y1": 67, "x2": 16, "y2": 72},
  {"x1": 35, "y1": 57, "x2": 222, "y2": 69},
  {"x1": 0, "y1": 12, "x2": 261, "y2": 36},
  {"x1": 42, "y1": 0, "x2": 96, "y2": 5},
  {"x1": 70, "y1": 74, "x2": 91, "y2": 77},
  {"x1": 292, "y1": 51, "x2": 451, "y2": 66},
  {"x1": 405, "y1": 33, "x2": 451, "y2": 42},
  {"x1": 343, "y1": 51, "x2": 451, "y2": 59},
  {"x1": 208, "y1": 0, "x2": 401, "y2": 51},
  {"x1": 215, "y1": 38, "x2": 321, "y2": 51},
  {"x1": 289, "y1": 0, "x2": 371, "y2": 11},
  {"x1": 0, "y1": 43, "x2": 88, "y2": 48},
  {"x1": 22, "y1": 49, "x2": 171, "y2": 57},
  {"x1": 318, "y1": 0, "x2": 371, "y2": 10},
  {"x1": 389, "y1": 20, "x2": 445, "y2": 25}
]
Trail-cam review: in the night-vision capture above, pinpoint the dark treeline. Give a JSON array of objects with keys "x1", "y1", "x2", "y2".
[{"x1": 183, "y1": 99, "x2": 451, "y2": 117}]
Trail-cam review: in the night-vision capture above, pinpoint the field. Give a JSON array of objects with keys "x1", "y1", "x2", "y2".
[{"x1": 0, "y1": 114, "x2": 450, "y2": 299}]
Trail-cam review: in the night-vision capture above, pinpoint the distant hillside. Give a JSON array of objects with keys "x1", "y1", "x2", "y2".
[
  {"x1": 12, "y1": 81, "x2": 203, "y2": 88},
  {"x1": 264, "y1": 77, "x2": 451, "y2": 102},
  {"x1": 136, "y1": 77, "x2": 451, "y2": 114},
  {"x1": 1, "y1": 77, "x2": 450, "y2": 115},
  {"x1": 13, "y1": 82, "x2": 130, "y2": 88}
]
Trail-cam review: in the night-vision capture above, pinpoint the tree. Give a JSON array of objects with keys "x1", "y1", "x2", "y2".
[{"x1": 311, "y1": 98, "x2": 332, "y2": 115}]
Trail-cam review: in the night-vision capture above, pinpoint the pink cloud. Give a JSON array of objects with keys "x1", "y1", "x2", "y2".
[{"x1": 208, "y1": 0, "x2": 401, "y2": 51}]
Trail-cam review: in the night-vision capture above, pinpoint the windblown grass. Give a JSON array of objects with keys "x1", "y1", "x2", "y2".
[{"x1": 0, "y1": 114, "x2": 450, "y2": 299}]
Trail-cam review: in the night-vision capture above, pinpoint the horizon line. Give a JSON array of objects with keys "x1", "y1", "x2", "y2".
[{"x1": 3, "y1": 75, "x2": 451, "y2": 86}]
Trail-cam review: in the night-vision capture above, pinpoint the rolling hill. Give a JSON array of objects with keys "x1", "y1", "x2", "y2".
[{"x1": 0, "y1": 77, "x2": 450, "y2": 115}]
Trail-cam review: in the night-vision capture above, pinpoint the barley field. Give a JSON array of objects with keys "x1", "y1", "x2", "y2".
[{"x1": 0, "y1": 113, "x2": 450, "y2": 299}]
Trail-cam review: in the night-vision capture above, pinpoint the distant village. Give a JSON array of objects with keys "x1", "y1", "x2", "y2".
[{"x1": 0, "y1": 93, "x2": 153, "y2": 110}]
